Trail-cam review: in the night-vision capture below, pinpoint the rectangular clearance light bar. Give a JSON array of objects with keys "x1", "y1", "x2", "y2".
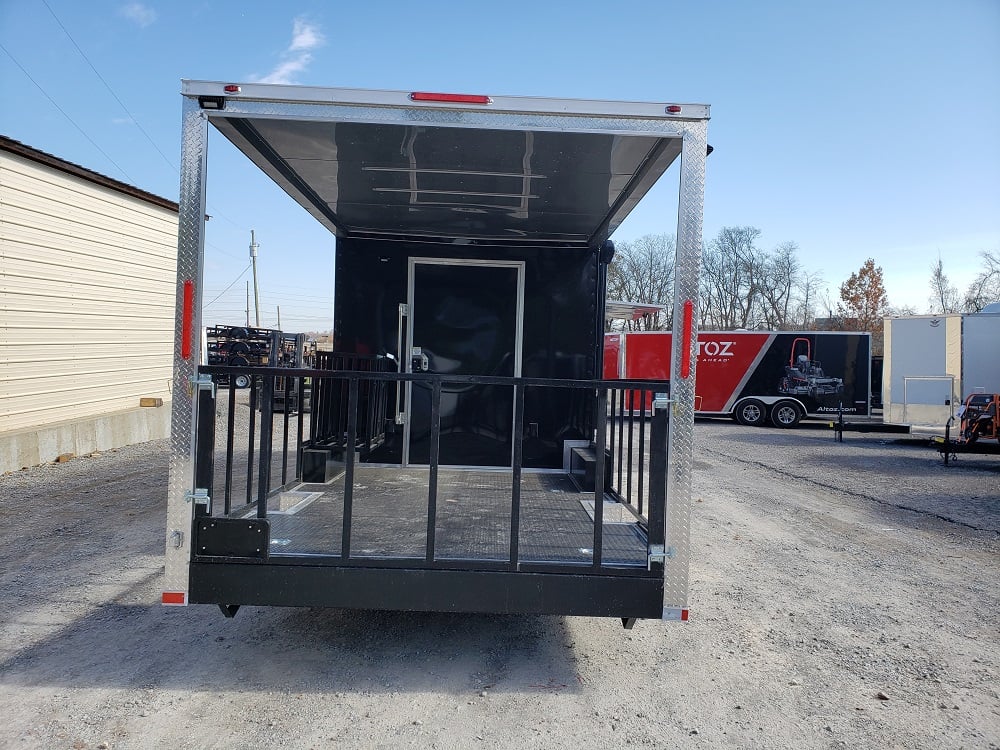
[{"x1": 410, "y1": 91, "x2": 492, "y2": 105}]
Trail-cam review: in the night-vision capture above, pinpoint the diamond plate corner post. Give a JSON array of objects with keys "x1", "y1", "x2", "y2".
[
  {"x1": 664, "y1": 119, "x2": 708, "y2": 619},
  {"x1": 163, "y1": 96, "x2": 210, "y2": 603}
]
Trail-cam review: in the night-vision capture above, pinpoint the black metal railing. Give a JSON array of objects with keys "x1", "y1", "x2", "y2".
[
  {"x1": 310, "y1": 352, "x2": 394, "y2": 457},
  {"x1": 194, "y1": 364, "x2": 669, "y2": 573}
]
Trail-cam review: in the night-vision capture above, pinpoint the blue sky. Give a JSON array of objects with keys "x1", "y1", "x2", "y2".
[{"x1": 2, "y1": 0, "x2": 998, "y2": 331}]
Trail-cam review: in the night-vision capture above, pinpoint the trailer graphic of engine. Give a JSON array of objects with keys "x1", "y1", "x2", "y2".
[{"x1": 778, "y1": 337, "x2": 844, "y2": 398}]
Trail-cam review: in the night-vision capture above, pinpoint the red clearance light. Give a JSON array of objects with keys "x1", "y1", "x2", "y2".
[
  {"x1": 181, "y1": 279, "x2": 195, "y2": 360},
  {"x1": 224, "y1": 84, "x2": 241, "y2": 94},
  {"x1": 666, "y1": 105, "x2": 682, "y2": 114},
  {"x1": 680, "y1": 299, "x2": 694, "y2": 379},
  {"x1": 410, "y1": 91, "x2": 492, "y2": 105}
]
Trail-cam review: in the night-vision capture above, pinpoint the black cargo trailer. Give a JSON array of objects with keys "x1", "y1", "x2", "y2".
[{"x1": 164, "y1": 81, "x2": 710, "y2": 625}]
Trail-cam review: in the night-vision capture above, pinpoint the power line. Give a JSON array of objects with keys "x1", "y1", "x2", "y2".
[
  {"x1": 0, "y1": 42, "x2": 134, "y2": 183},
  {"x1": 38, "y1": 2, "x2": 250, "y2": 236},
  {"x1": 41, "y1": 0, "x2": 178, "y2": 174},
  {"x1": 204, "y1": 264, "x2": 252, "y2": 308}
]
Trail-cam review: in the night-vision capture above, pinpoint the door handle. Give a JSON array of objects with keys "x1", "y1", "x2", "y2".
[
  {"x1": 394, "y1": 303, "x2": 407, "y2": 425},
  {"x1": 411, "y1": 347, "x2": 429, "y2": 373}
]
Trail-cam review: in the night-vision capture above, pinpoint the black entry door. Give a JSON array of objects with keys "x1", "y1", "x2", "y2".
[{"x1": 407, "y1": 263, "x2": 520, "y2": 466}]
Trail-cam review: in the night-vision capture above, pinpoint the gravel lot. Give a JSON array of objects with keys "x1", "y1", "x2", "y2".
[{"x1": 1, "y1": 413, "x2": 998, "y2": 749}]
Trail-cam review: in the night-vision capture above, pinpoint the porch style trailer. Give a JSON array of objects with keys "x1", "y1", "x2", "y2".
[{"x1": 163, "y1": 81, "x2": 709, "y2": 625}]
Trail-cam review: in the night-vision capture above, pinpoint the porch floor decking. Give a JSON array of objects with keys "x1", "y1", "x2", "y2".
[{"x1": 249, "y1": 467, "x2": 649, "y2": 567}]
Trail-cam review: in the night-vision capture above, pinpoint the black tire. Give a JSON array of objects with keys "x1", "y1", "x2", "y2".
[
  {"x1": 734, "y1": 399, "x2": 767, "y2": 426},
  {"x1": 770, "y1": 400, "x2": 802, "y2": 428}
]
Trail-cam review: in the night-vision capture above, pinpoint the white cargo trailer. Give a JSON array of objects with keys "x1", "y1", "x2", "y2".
[{"x1": 883, "y1": 313, "x2": 1000, "y2": 429}]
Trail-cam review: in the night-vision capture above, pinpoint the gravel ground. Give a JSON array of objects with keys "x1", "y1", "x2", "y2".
[{"x1": 0, "y1": 414, "x2": 998, "y2": 749}]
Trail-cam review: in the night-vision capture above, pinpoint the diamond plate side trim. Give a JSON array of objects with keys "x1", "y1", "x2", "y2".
[
  {"x1": 664, "y1": 120, "x2": 708, "y2": 617},
  {"x1": 163, "y1": 97, "x2": 209, "y2": 602}
]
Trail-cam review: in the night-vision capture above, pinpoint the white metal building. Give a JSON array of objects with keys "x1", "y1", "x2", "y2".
[{"x1": 0, "y1": 136, "x2": 178, "y2": 472}]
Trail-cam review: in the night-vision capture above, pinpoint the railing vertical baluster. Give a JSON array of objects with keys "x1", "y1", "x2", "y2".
[
  {"x1": 309, "y1": 374, "x2": 318, "y2": 443},
  {"x1": 296, "y1": 375, "x2": 305, "y2": 480},
  {"x1": 426, "y1": 378, "x2": 441, "y2": 563},
  {"x1": 247, "y1": 376, "x2": 257, "y2": 509},
  {"x1": 626, "y1": 391, "x2": 635, "y2": 506},
  {"x1": 340, "y1": 377, "x2": 349, "y2": 446},
  {"x1": 647, "y1": 394, "x2": 668, "y2": 556},
  {"x1": 637, "y1": 389, "x2": 646, "y2": 517},
  {"x1": 256, "y1": 374, "x2": 275, "y2": 518},
  {"x1": 194, "y1": 380, "x2": 215, "y2": 517},
  {"x1": 341, "y1": 376, "x2": 358, "y2": 559},
  {"x1": 608, "y1": 386, "x2": 616, "y2": 492},
  {"x1": 224, "y1": 382, "x2": 236, "y2": 515},
  {"x1": 281, "y1": 376, "x2": 291, "y2": 485},
  {"x1": 593, "y1": 387, "x2": 607, "y2": 568},
  {"x1": 509, "y1": 382, "x2": 524, "y2": 569},
  {"x1": 617, "y1": 388, "x2": 625, "y2": 493}
]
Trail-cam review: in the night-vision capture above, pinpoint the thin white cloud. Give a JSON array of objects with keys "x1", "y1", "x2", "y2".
[
  {"x1": 289, "y1": 18, "x2": 323, "y2": 52},
  {"x1": 252, "y1": 17, "x2": 324, "y2": 85},
  {"x1": 120, "y1": 3, "x2": 157, "y2": 28}
]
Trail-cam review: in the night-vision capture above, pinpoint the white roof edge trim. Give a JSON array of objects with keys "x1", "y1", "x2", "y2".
[{"x1": 181, "y1": 79, "x2": 711, "y2": 121}]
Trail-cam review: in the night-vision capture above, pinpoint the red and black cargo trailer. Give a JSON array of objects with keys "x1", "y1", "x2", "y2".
[{"x1": 605, "y1": 330, "x2": 871, "y2": 427}]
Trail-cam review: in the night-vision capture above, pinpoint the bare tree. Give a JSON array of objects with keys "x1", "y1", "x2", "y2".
[
  {"x1": 792, "y1": 270, "x2": 826, "y2": 330},
  {"x1": 963, "y1": 250, "x2": 1000, "y2": 312},
  {"x1": 928, "y1": 256, "x2": 961, "y2": 314},
  {"x1": 700, "y1": 226, "x2": 763, "y2": 329},
  {"x1": 606, "y1": 233, "x2": 675, "y2": 330},
  {"x1": 758, "y1": 241, "x2": 800, "y2": 329}
]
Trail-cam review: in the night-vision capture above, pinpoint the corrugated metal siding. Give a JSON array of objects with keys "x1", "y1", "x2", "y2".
[{"x1": 0, "y1": 151, "x2": 177, "y2": 433}]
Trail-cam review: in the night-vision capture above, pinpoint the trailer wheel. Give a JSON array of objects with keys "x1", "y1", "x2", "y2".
[
  {"x1": 770, "y1": 401, "x2": 802, "y2": 428},
  {"x1": 734, "y1": 399, "x2": 767, "y2": 426},
  {"x1": 233, "y1": 374, "x2": 251, "y2": 389}
]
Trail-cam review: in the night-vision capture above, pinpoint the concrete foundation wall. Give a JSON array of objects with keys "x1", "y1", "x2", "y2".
[{"x1": 0, "y1": 402, "x2": 171, "y2": 474}]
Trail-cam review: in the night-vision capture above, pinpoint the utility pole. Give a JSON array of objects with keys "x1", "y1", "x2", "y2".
[
  {"x1": 245, "y1": 281, "x2": 250, "y2": 326},
  {"x1": 250, "y1": 230, "x2": 261, "y2": 327},
  {"x1": 276, "y1": 306, "x2": 282, "y2": 331}
]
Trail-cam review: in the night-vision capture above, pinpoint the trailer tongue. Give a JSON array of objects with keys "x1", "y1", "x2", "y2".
[{"x1": 164, "y1": 81, "x2": 709, "y2": 625}]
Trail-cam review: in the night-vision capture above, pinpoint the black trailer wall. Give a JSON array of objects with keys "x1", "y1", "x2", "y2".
[
  {"x1": 738, "y1": 333, "x2": 871, "y2": 415},
  {"x1": 333, "y1": 238, "x2": 602, "y2": 468}
]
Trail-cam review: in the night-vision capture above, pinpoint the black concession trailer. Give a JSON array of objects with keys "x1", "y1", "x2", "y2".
[{"x1": 164, "y1": 81, "x2": 710, "y2": 626}]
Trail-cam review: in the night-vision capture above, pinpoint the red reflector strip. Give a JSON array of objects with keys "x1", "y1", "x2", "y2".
[
  {"x1": 181, "y1": 279, "x2": 194, "y2": 359},
  {"x1": 162, "y1": 591, "x2": 187, "y2": 605},
  {"x1": 680, "y1": 299, "x2": 694, "y2": 379},
  {"x1": 410, "y1": 91, "x2": 492, "y2": 105},
  {"x1": 681, "y1": 609, "x2": 689, "y2": 621}
]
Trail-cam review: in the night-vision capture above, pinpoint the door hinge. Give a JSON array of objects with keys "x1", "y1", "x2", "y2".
[
  {"x1": 184, "y1": 488, "x2": 210, "y2": 506},
  {"x1": 399, "y1": 303, "x2": 409, "y2": 316},
  {"x1": 190, "y1": 373, "x2": 216, "y2": 398},
  {"x1": 648, "y1": 544, "x2": 676, "y2": 569},
  {"x1": 653, "y1": 392, "x2": 670, "y2": 410}
]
